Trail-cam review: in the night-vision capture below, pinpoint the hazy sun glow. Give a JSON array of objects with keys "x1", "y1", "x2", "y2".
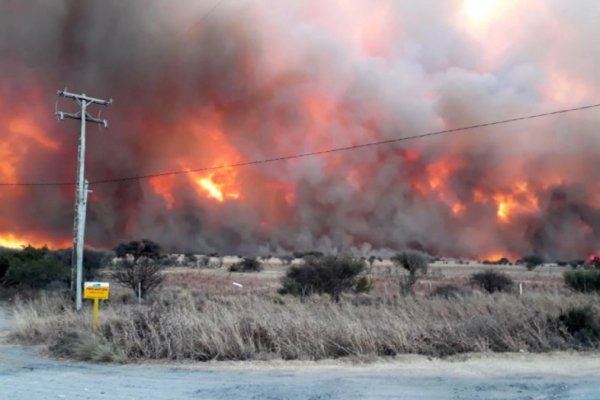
[{"x1": 462, "y1": 0, "x2": 501, "y2": 25}]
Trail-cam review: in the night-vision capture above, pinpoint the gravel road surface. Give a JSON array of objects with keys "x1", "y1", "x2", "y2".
[{"x1": 1, "y1": 305, "x2": 599, "y2": 400}]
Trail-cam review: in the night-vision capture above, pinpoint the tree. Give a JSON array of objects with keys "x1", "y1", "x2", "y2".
[
  {"x1": 2, "y1": 246, "x2": 69, "y2": 289},
  {"x1": 279, "y1": 256, "x2": 370, "y2": 302},
  {"x1": 51, "y1": 248, "x2": 110, "y2": 281},
  {"x1": 4, "y1": 258, "x2": 69, "y2": 289},
  {"x1": 111, "y1": 239, "x2": 163, "y2": 298},
  {"x1": 390, "y1": 251, "x2": 429, "y2": 295},
  {"x1": 496, "y1": 257, "x2": 510, "y2": 265},
  {"x1": 114, "y1": 239, "x2": 161, "y2": 262}
]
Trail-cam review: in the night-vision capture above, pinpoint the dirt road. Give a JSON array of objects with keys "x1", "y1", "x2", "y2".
[{"x1": 1, "y1": 305, "x2": 599, "y2": 399}]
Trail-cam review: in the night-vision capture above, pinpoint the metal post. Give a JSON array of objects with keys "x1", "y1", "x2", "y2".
[
  {"x1": 56, "y1": 89, "x2": 111, "y2": 311},
  {"x1": 92, "y1": 298, "x2": 100, "y2": 333}
]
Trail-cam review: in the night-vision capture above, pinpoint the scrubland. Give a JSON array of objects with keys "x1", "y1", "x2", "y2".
[{"x1": 8, "y1": 260, "x2": 600, "y2": 363}]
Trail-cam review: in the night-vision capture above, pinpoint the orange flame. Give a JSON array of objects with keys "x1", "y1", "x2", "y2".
[
  {"x1": 493, "y1": 181, "x2": 539, "y2": 223},
  {"x1": 194, "y1": 170, "x2": 240, "y2": 203}
]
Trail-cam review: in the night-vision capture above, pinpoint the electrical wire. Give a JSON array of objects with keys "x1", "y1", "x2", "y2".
[
  {"x1": 182, "y1": 0, "x2": 228, "y2": 37},
  {"x1": 0, "y1": 103, "x2": 599, "y2": 188}
]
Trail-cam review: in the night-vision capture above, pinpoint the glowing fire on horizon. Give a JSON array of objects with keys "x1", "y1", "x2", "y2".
[{"x1": 0, "y1": 232, "x2": 70, "y2": 250}]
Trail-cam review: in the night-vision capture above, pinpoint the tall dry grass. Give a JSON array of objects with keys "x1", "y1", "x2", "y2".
[{"x1": 10, "y1": 289, "x2": 600, "y2": 362}]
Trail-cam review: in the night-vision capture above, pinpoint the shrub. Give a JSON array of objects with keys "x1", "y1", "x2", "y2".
[
  {"x1": 570, "y1": 259, "x2": 585, "y2": 268},
  {"x1": 564, "y1": 270, "x2": 600, "y2": 293},
  {"x1": 198, "y1": 255, "x2": 210, "y2": 267},
  {"x1": 280, "y1": 255, "x2": 293, "y2": 265},
  {"x1": 390, "y1": 251, "x2": 429, "y2": 295},
  {"x1": 279, "y1": 255, "x2": 370, "y2": 302},
  {"x1": 431, "y1": 284, "x2": 470, "y2": 299},
  {"x1": 558, "y1": 306, "x2": 600, "y2": 345},
  {"x1": 522, "y1": 255, "x2": 544, "y2": 271},
  {"x1": 470, "y1": 270, "x2": 514, "y2": 293},
  {"x1": 229, "y1": 257, "x2": 263, "y2": 273},
  {"x1": 184, "y1": 254, "x2": 198, "y2": 265}
]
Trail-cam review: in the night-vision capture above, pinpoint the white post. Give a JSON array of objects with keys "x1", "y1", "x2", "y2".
[
  {"x1": 138, "y1": 281, "x2": 142, "y2": 305},
  {"x1": 519, "y1": 282, "x2": 523, "y2": 297}
]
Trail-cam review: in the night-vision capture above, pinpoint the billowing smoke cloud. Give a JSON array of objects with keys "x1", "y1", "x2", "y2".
[{"x1": 1, "y1": 0, "x2": 600, "y2": 259}]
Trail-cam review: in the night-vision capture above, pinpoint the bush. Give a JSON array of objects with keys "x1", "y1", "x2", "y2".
[
  {"x1": 279, "y1": 256, "x2": 370, "y2": 302},
  {"x1": 431, "y1": 284, "x2": 470, "y2": 299},
  {"x1": 0, "y1": 250, "x2": 17, "y2": 280},
  {"x1": 49, "y1": 332, "x2": 124, "y2": 362},
  {"x1": 564, "y1": 270, "x2": 600, "y2": 293},
  {"x1": 470, "y1": 270, "x2": 514, "y2": 293},
  {"x1": 522, "y1": 255, "x2": 544, "y2": 271},
  {"x1": 558, "y1": 306, "x2": 600, "y2": 345},
  {"x1": 390, "y1": 251, "x2": 429, "y2": 295},
  {"x1": 229, "y1": 257, "x2": 263, "y2": 273},
  {"x1": 4, "y1": 257, "x2": 70, "y2": 289},
  {"x1": 292, "y1": 251, "x2": 324, "y2": 259}
]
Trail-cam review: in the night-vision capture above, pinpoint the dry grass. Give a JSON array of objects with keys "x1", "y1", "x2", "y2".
[{"x1": 10, "y1": 289, "x2": 600, "y2": 362}]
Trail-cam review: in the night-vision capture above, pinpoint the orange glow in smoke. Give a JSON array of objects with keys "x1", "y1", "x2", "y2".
[
  {"x1": 8, "y1": 117, "x2": 59, "y2": 151},
  {"x1": 452, "y1": 202, "x2": 466, "y2": 216},
  {"x1": 149, "y1": 176, "x2": 176, "y2": 209}
]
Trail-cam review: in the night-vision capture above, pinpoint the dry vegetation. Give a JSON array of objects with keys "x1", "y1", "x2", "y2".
[{"x1": 9, "y1": 259, "x2": 600, "y2": 363}]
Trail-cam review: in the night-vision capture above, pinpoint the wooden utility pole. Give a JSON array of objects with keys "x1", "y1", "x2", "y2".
[{"x1": 56, "y1": 89, "x2": 111, "y2": 311}]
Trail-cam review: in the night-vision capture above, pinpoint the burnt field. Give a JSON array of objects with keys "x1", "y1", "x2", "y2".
[{"x1": 160, "y1": 258, "x2": 566, "y2": 297}]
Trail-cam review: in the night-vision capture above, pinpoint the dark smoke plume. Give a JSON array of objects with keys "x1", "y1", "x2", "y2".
[{"x1": 1, "y1": 0, "x2": 600, "y2": 260}]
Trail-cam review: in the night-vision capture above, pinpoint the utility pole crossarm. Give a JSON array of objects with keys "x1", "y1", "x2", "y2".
[
  {"x1": 57, "y1": 88, "x2": 112, "y2": 106},
  {"x1": 56, "y1": 111, "x2": 109, "y2": 128}
]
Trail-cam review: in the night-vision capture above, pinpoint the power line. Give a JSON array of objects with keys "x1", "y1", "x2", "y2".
[
  {"x1": 183, "y1": 0, "x2": 228, "y2": 37},
  {"x1": 1, "y1": 102, "x2": 599, "y2": 188}
]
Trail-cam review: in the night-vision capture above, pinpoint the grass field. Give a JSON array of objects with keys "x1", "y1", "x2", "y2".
[{"x1": 8, "y1": 258, "x2": 599, "y2": 362}]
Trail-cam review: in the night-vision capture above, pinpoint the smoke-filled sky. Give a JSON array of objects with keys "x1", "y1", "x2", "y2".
[{"x1": 1, "y1": 0, "x2": 600, "y2": 259}]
